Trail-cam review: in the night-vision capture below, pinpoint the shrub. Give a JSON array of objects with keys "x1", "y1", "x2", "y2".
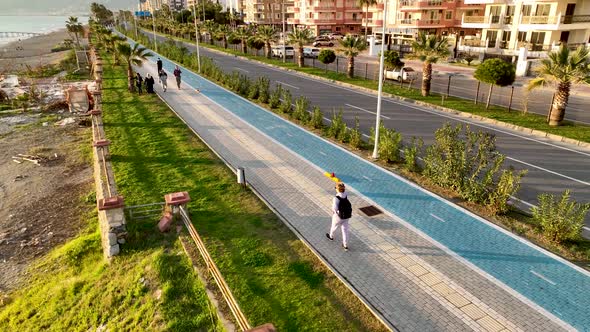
[
  {"x1": 318, "y1": 49, "x2": 336, "y2": 72},
  {"x1": 269, "y1": 84, "x2": 282, "y2": 109},
  {"x1": 422, "y1": 123, "x2": 525, "y2": 213},
  {"x1": 533, "y1": 190, "x2": 590, "y2": 243},
  {"x1": 403, "y1": 137, "x2": 423, "y2": 172},
  {"x1": 370, "y1": 122, "x2": 402, "y2": 163},
  {"x1": 247, "y1": 79, "x2": 259, "y2": 99},
  {"x1": 257, "y1": 77, "x2": 270, "y2": 104},
  {"x1": 383, "y1": 50, "x2": 404, "y2": 70},
  {"x1": 310, "y1": 106, "x2": 324, "y2": 129},
  {"x1": 327, "y1": 109, "x2": 347, "y2": 142},
  {"x1": 349, "y1": 117, "x2": 362, "y2": 149},
  {"x1": 474, "y1": 58, "x2": 516, "y2": 109},
  {"x1": 279, "y1": 89, "x2": 293, "y2": 114},
  {"x1": 293, "y1": 96, "x2": 310, "y2": 122}
]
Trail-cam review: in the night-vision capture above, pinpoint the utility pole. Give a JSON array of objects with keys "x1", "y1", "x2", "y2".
[
  {"x1": 149, "y1": 0, "x2": 158, "y2": 51},
  {"x1": 372, "y1": 0, "x2": 388, "y2": 160},
  {"x1": 282, "y1": 0, "x2": 286, "y2": 63},
  {"x1": 192, "y1": 3, "x2": 202, "y2": 73}
]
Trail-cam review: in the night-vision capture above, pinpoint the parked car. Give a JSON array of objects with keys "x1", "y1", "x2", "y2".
[
  {"x1": 303, "y1": 47, "x2": 321, "y2": 58},
  {"x1": 272, "y1": 45, "x2": 295, "y2": 58},
  {"x1": 328, "y1": 32, "x2": 343, "y2": 40},
  {"x1": 384, "y1": 67, "x2": 416, "y2": 82},
  {"x1": 315, "y1": 36, "x2": 331, "y2": 42},
  {"x1": 313, "y1": 39, "x2": 334, "y2": 47}
]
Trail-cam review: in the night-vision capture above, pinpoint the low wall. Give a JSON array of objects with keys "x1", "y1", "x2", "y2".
[{"x1": 88, "y1": 45, "x2": 127, "y2": 259}]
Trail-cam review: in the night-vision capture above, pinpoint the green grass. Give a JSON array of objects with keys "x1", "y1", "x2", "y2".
[
  {"x1": 98, "y1": 56, "x2": 386, "y2": 330},
  {"x1": 147, "y1": 28, "x2": 590, "y2": 143}
]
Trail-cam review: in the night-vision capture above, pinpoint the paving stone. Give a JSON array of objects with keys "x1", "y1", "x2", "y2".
[
  {"x1": 445, "y1": 292, "x2": 471, "y2": 308},
  {"x1": 432, "y1": 282, "x2": 455, "y2": 297},
  {"x1": 395, "y1": 255, "x2": 417, "y2": 268},
  {"x1": 407, "y1": 264, "x2": 429, "y2": 277},
  {"x1": 476, "y1": 316, "x2": 506, "y2": 332},
  {"x1": 461, "y1": 303, "x2": 487, "y2": 321}
]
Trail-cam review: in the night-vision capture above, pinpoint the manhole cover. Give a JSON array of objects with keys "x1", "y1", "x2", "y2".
[{"x1": 359, "y1": 205, "x2": 382, "y2": 217}]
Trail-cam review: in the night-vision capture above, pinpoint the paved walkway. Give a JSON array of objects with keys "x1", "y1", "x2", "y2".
[{"x1": 131, "y1": 41, "x2": 590, "y2": 331}]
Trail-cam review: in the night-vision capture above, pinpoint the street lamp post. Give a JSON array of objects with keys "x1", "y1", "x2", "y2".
[
  {"x1": 282, "y1": 0, "x2": 286, "y2": 63},
  {"x1": 149, "y1": 0, "x2": 158, "y2": 52},
  {"x1": 192, "y1": 3, "x2": 202, "y2": 73},
  {"x1": 372, "y1": 0, "x2": 388, "y2": 159}
]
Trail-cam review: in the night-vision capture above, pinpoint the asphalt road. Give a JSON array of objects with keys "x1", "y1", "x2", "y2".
[{"x1": 143, "y1": 31, "x2": 590, "y2": 236}]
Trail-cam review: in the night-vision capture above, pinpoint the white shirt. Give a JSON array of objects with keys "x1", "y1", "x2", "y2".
[{"x1": 332, "y1": 192, "x2": 348, "y2": 216}]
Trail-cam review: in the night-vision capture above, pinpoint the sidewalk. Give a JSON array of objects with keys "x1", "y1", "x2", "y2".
[{"x1": 133, "y1": 48, "x2": 590, "y2": 331}]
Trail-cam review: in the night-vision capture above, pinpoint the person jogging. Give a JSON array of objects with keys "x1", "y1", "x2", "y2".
[
  {"x1": 326, "y1": 182, "x2": 352, "y2": 251},
  {"x1": 173, "y1": 65, "x2": 182, "y2": 89}
]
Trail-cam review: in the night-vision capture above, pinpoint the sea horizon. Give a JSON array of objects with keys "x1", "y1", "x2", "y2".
[{"x1": 0, "y1": 15, "x2": 89, "y2": 47}]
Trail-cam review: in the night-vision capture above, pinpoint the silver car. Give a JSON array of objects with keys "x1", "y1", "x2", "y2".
[{"x1": 303, "y1": 47, "x2": 321, "y2": 58}]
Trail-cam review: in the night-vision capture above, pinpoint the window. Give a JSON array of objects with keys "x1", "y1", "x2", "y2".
[
  {"x1": 445, "y1": 10, "x2": 452, "y2": 20},
  {"x1": 352, "y1": 13, "x2": 357, "y2": 20},
  {"x1": 517, "y1": 31, "x2": 526, "y2": 42},
  {"x1": 522, "y1": 5, "x2": 532, "y2": 16},
  {"x1": 535, "y1": 4, "x2": 550, "y2": 16},
  {"x1": 487, "y1": 30, "x2": 498, "y2": 47}
]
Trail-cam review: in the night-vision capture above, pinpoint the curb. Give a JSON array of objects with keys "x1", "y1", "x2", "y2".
[{"x1": 201, "y1": 46, "x2": 590, "y2": 150}]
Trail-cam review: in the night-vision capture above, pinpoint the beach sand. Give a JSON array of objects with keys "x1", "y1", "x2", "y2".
[{"x1": 0, "y1": 29, "x2": 72, "y2": 73}]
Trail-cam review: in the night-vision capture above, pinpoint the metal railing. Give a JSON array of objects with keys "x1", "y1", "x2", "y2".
[
  {"x1": 562, "y1": 15, "x2": 590, "y2": 24},
  {"x1": 126, "y1": 202, "x2": 166, "y2": 221},
  {"x1": 463, "y1": 16, "x2": 487, "y2": 23},
  {"x1": 179, "y1": 206, "x2": 251, "y2": 331},
  {"x1": 521, "y1": 15, "x2": 558, "y2": 24}
]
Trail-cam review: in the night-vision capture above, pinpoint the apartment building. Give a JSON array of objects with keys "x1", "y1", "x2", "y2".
[
  {"x1": 459, "y1": 0, "x2": 590, "y2": 59},
  {"x1": 286, "y1": 0, "x2": 364, "y2": 36},
  {"x1": 242, "y1": 0, "x2": 295, "y2": 27}
]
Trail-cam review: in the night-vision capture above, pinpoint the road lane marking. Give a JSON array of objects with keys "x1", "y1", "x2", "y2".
[
  {"x1": 318, "y1": 151, "x2": 327, "y2": 156},
  {"x1": 530, "y1": 270, "x2": 557, "y2": 285},
  {"x1": 362, "y1": 175, "x2": 372, "y2": 181},
  {"x1": 583, "y1": 226, "x2": 590, "y2": 232},
  {"x1": 362, "y1": 133, "x2": 371, "y2": 139},
  {"x1": 345, "y1": 103, "x2": 391, "y2": 120},
  {"x1": 506, "y1": 156, "x2": 590, "y2": 186},
  {"x1": 233, "y1": 67, "x2": 249, "y2": 73},
  {"x1": 276, "y1": 81, "x2": 300, "y2": 90},
  {"x1": 430, "y1": 213, "x2": 446, "y2": 223}
]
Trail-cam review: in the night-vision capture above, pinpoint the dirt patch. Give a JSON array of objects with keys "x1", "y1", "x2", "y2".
[{"x1": 0, "y1": 113, "x2": 92, "y2": 293}]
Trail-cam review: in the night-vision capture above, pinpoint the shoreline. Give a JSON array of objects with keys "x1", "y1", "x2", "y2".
[{"x1": 0, "y1": 29, "x2": 72, "y2": 73}]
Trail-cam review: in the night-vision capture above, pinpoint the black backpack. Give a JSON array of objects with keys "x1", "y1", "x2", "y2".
[{"x1": 336, "y1": 196, "x2": 352, "y2": 219}]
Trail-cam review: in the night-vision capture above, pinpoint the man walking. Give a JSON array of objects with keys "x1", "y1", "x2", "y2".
[
  {"x1": 173, "y1": 65, "x2": 182, "y2": 90},
  {"x1": 159, "y1": 70, "x2": 168, "y2": 92},
  {"x1": 135, "y1": 72, "x2": 143, "y2": 94},
  {"x1": 156, "y1": 58, "x2": 163, "y2": 82},
  {"x1": 326, "y1": 182, "x2": 352, "y2": 251}
]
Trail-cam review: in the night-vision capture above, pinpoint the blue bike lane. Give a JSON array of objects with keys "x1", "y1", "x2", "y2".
[{"x1": 130, "y1": 38, "x2": 590, "y2": 330}]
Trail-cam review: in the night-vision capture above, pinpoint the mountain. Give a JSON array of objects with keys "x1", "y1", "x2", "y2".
[{"x1": 0, "y1": 0, "x2": 137, "y2": 16}]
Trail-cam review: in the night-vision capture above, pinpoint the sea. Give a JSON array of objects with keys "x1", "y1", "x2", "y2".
[{"x1": 0, "y1": 15, "x2": 89, "y2": 47}]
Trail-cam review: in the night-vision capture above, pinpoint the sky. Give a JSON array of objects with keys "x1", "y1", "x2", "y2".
[{"x1": 0, "y1": 0, "x2": 139, "y2": 15}]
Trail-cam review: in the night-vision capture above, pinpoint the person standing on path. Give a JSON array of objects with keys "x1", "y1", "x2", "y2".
[
  {"x1": 145, "y1": 74, "x2": 155, "y2": 93},
  {"x1": 326, "y1": 182, "x2": 352, "y2": 251},
  {"x1": 156, "y1": 58, "x2": 163, "y2": 82},
  {"x1": 173, "y1": 65, "x2": 182, "y2": 90},
  {"x1": 135, "y1": 72, "x2": 143, "y2": 94},
  {"x1": 159, "y1": 70, "x2": 168, "y2": 92}
]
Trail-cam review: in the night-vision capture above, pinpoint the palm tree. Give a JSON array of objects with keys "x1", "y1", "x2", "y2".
[
  {"x1": 337, "y1": 35, "x2": 367, "y2": 78},
  {"x1": 117, "y1": 43, "x2": 154, "y2": 92},
  {"x1": 527, "y1": 45, "x2": 590, "y2": 126},
  {"x1": 407, "y1": 32, "x2": 450, "y2": 97},
  {"x1": 255, "y1": 25, "x2": 277, "y2": 58},
  {"x1": 202, "y1": 20, "x2": 217, "y2": 44},
  {"x1": 288, "y1": 28, "x2": 315, "y2": 67},
  {"x1": 358, "y1": 0, "x2": 378, "y2": 40},
  {"x1": 66, "y1": 16, "x2": 84, "y2": 47},
  {"x1": 104, "y1": 33, "x2": 126, "y2": 65},
  {"x1": 214, "y1": 24, "x2": 231, "y2": 49},
  {"x1": 232, "y1": 26, "x2": 252, "y2": 54}
]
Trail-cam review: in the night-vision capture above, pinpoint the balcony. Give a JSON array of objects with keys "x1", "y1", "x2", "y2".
[
  {"x1": 287, "y1": 18, "x2": 300, "y2": 24},
  {"x1": 521, "y1": 16, "x2": 559, "y2": 25},
  {"x1": 399, "y1": 18, "x2": 444, "y2": 27},
  {"x1": 286, "y1": 7, "x2": 300, "y2": 13},
  {"x1": 562, "y1": 15, "x2": 590, "y2": 24},
  {"x1": 362, "y1": 18, "x2": 384, "y2": 26},
  {"x1": 399, "y1": 0, "x2": 445, "y2": 9},
  {"x1": 314, "y1": 6, "x2": 335, "y2": 11},
  {"x1": 463, "y1": 15, "x2": 487, "y2": 23}
]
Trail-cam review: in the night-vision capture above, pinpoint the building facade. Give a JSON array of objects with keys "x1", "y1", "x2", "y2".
[
  {"x1": 287, "y1": 0, "x2": 365, "y2": 36},
  {"x1": 242, "y1": 0, "x2": 295, "y2": 27},
  {"x1": 459, "y1": 0, "x2": 590, "y2": 59}
]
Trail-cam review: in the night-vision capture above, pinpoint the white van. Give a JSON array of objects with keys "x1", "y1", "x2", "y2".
[
  {"x1": 272, "y1": 45, "x2": 295, "y2": 58},
  {"x1": 303, "y1": 47, "x2": 321, "y2": 58}
]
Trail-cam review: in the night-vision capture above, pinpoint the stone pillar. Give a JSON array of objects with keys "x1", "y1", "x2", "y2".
[{"x1": 98, "y1": 196, "x2": 126, "y2": 258}]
